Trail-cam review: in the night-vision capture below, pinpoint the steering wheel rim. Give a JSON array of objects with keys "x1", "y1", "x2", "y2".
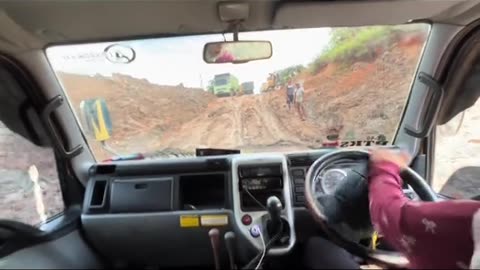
[{"x1": 304, "y1": 149, "x2": 437, "y2": 267}]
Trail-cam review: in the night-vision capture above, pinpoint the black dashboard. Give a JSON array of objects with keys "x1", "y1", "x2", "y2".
[{"x1": 79, "y1": 149, "x2": 367, "y2": 267}]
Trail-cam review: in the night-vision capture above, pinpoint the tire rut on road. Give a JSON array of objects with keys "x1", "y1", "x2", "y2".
[
  {"x1": 229, "y1": 98, "x2": 244, "y2": 147},
  {"x1": 159, "y1": 94, "x2": 323, "y2": 151},
  {"x1": 240, "y1": 97, "x2": 274, "y2": 145},
  {"x1": 255, "y1": 95, "x2": 302, "y2": 145}
]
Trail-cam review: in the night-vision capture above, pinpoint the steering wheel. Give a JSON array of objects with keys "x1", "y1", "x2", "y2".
[{"x1": 304, "y1": 149, "x2": 437, "y2": 267}]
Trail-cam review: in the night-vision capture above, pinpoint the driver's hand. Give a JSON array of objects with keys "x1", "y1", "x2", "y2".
[{"x1": 370, "y1": 149, "x2": 410, "y2": 170}]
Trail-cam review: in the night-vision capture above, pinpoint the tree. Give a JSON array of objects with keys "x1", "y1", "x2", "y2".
[{"x1": 207, "y1": 80, "x2": 214, "y2": 93}]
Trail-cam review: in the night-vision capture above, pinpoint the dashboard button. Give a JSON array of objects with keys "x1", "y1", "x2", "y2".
[
  {"x1": 295, "y1": 186, "x2": 305, "y2": 193},
  {"x1": 296, "y1": 195, "x2": 305, "y2": 203},
  {"x1": 292, "y1": 169, "x2": 304, "y2": 177},
  {"x1": 250, "y1": 225, "x2": 261, "y2": 238},
  {"x1": 242, "y1": 214, "x2": 252, "y2": 225},
  {"x1": 294, "y1": 178, "x2": 304, "y2": 185}
]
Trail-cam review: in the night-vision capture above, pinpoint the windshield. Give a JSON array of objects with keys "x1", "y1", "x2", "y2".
[
  {"x1": 215, "y1": 78, "x2": 228, "y2": 86},
  {"x1": 47, "y1": 24, "x2": 429, "y2": 161}
]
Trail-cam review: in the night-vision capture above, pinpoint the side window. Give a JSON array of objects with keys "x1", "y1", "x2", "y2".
[
  {"x1": 434, "y1": 98, "x2": 480, "y2": 199},
  {"x1": 0, "y1": 121, "x2": 64, "y2": 226}
]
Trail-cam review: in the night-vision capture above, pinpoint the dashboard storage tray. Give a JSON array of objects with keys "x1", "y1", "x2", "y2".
[{"x1": 110, "y1": 177, "x2": 173, "y2": 213}]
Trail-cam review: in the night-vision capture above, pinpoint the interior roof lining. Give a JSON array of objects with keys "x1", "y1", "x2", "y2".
[
  {"x1": 0, "y1": 0, "x2": 477, "y2": 55},
  {"x1": 273, "y1": 1, "x2": 470, "y2": 28}
]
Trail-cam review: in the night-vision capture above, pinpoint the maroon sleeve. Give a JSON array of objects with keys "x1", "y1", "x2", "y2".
[
  {"x1": 369, "y1": 161, "x2": 480, "y2": 268},
  {"x1": 368, "y1": 161, "x2": 408, "y2": 243}
]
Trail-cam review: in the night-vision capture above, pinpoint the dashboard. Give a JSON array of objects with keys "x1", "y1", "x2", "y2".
[{"x1": 79, "y1": 148, "x2": 413, "y2": 268}]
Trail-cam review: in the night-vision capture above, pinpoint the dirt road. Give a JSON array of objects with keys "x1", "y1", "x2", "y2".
[{"x1": 160, "y1": 93, "x2": 317, "y2": 153}]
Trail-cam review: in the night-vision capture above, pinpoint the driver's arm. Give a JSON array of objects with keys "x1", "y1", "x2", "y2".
[
  {"x1": 368, "y1": 161, "x2": 407, "y2": 236},
  {"x1": 369, "y1": 161, "x2": 480, "y2": 269}
]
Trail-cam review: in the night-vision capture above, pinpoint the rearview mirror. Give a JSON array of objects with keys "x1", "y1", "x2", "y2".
[
  {"x1": 203, "y1": 41, "x2": 272, "y2": 64},
  {"x1": 79, "y1": 98, "x2": 113, "y2": 142}
]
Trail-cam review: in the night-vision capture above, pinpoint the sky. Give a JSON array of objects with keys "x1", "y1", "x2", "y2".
[{"x1": 47, "y1": 28, "x2": 331, "y2": 93}]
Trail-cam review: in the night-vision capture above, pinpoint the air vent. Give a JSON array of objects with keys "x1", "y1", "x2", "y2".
[
  {"x1": 238, "y1": 164, "x2": 282, "y2": 178},
  {"x1": 290, "y1": 168, "x2": 306, "y2": 207},
  {"x1": 90, "y1": 180, "x2": 107, "y2": 208},
  {"x1": 206, "y1": 158, "x2": 229, "y2": 170},
  {"x1": 289, "y1": 156, "x2": 313, "y2": 167}
]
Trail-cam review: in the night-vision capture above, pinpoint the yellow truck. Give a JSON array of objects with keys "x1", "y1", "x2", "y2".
[{"x1": 261, "y1": 73, "x2": 277, "y2": 93}]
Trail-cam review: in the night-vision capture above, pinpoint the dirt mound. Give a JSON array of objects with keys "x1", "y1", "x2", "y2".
[
  {"x1": 58, "y1": 72, "x2": 215, "y2": 159},
  {"x1": 58, "y1": 39, "x2": 424, "y2": 158}
]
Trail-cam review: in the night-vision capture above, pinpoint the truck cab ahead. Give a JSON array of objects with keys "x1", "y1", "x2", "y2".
[{"x1": 213, "y1": 73, "x2": 239, "y2": 97}]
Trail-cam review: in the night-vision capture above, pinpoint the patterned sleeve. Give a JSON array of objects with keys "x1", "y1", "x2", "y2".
[
  {"x1": 369, "y1": 161, "x2": 480, "y2": 268},
  {"x1": 368, "y1": 161, "x2": 409, "y2": 249}
]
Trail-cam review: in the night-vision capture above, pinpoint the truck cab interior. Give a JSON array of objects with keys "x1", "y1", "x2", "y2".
[{"x1": 1, "y1": 0, "x2": 480, "y2": 269}]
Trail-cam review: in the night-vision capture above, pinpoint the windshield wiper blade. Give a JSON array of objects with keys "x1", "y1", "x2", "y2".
[
  {"x1": 195, "y1": 148, "x2": 240, "y2": 157},
  {"x1": 102, "y1": 153, "x2": 145, "y2": 162},
  {"x1": 103, "y1": 147, "x2": 238, "y2": 161},
  {"x1": 147, "y1": 149, "x2": 194, "y2": 159}
]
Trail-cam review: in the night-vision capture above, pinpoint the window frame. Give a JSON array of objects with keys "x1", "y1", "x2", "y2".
[
  {"x1": 0, "y1": 54, "x2": 83, "y2": 233},
  {"x1": 425, "y1": 19, "x2": 480, "y2": 197}
]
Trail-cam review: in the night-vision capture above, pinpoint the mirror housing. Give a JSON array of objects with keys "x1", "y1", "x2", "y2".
[
  {"x1": 203, "y1": 41, "x2": 272, "y2": 64},
  {"x1": 79, "y1": 98, "x2": 113, "y2": 142},
  {"x1": 441, "y1": 166, "x2": 480, "y2": 199},
  {"x1": 438, "y1": 111, "x2": 465, "y2": 137}
]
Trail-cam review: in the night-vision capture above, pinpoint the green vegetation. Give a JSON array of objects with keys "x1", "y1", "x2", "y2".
[
  {"x1": 308, "y1": 24, "x2": 428, "y2": 75},
  {"x1": 207, "y1": 80, "x2": 214, "y2": 93},
  {"x1": 274, "y1": 65, "x2": 305, "y2": 86}
]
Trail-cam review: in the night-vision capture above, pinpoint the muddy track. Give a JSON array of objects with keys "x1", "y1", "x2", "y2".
[
  {"x1": 255, "y1": 95, "x2": 302, "y2": 145},
  {"x1": 160, "y1": 94, "x2": 315, "y2": 151},
  {"x1": 240, "y1": 97, "x2": 274, "y2": 145},
  {"x1": 230, "y1": 98, "x2": 245, "y2": 146}
]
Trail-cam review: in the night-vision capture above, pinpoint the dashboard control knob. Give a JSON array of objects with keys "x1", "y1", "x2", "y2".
[
  {"x1": 241, "y1": 214, "x2": 252, "y2": 225},
  {"x1": 250, "y1": 225, "x2": 261, "y2": 238}
]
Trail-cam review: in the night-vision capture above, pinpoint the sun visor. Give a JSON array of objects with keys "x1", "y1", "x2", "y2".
[
  {"x1": 273, "y1": 0, "x2": 465, "y2": 28},
  {"x1": 0, "y1": 10, "x2": 43, "y2": 54}
]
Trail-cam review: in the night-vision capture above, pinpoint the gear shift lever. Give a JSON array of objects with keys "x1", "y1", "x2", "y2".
[
  {"x1": 266, "y1": 196, "x2": 283, "y2": 235},
  {"x1": 224, "y1": 231, "x2": 237, "y2": 270},
  {"x1": 208, "y1": 228, "x2": 221, "y2": 270}
]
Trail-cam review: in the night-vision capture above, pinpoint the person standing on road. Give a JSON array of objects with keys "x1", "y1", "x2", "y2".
[
  {"x1": 294, "y1": 82, "x2": 306, "y2": 121},
  {"x1": 286, "y1": 79, "x2": 295, "y2": 110}
]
